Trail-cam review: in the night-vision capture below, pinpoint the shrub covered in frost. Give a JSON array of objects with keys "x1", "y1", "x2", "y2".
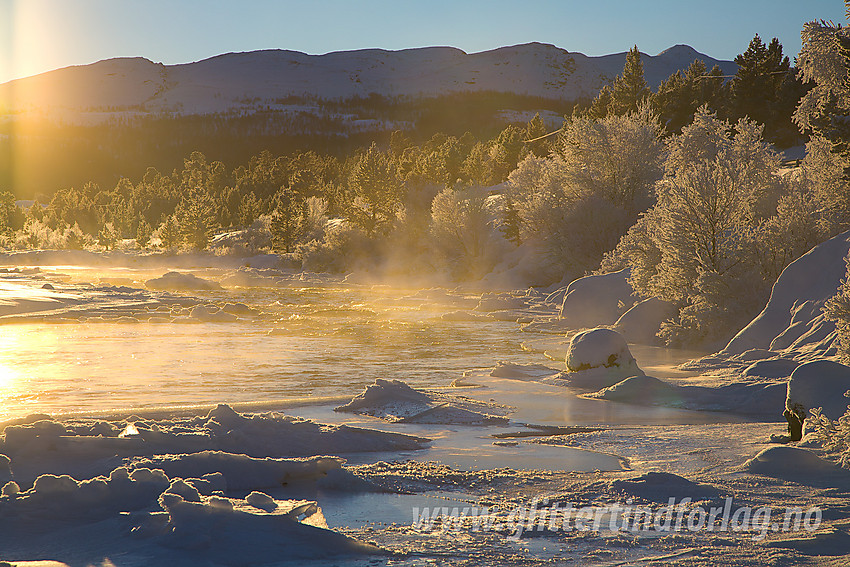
[
  {"x1": 506, "y1": 106, "x2": 663, "y2": 281},
  {"x1": 808, "y1": 398, "x2": 850, "y2": 468}
]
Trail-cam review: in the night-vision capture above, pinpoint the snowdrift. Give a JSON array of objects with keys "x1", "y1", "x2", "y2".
[
  {"x1": 559, "y1": 269, "x2": 636, "y2": 329},
  {"x1": 723, "y1": 230, "x2": 850, "y2": 359},
  {"x1": 0, "y1": 404, "x2": 428, "y2": 487}
]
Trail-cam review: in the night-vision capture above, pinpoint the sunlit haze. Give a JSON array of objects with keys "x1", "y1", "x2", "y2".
[{"x1": 0, "y1": 0, "x2": 844, "y2": 83}]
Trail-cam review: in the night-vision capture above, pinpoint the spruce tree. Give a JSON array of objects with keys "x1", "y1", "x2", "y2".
[
  {"x1": 269, "y1": 188, "x2": 306, "y2": 253},
  {"x1": 525, "y1": 113, "x2": 550, "y2": 157},
  {"x1": 136, "y1": 217, "x2": 152, "y2": 249},
  {"x1": 612, "y1": 46, "x2": 651, "y2": 115},
  {"x1": 731, "y1": 35, "x2": 800, "y2": 145},
  {"x1": 588, "y1": 46, "x2": 650, "y2": 117},
  {"x1": 347, "y1": 143, "x2": 402, "y2": 238}
]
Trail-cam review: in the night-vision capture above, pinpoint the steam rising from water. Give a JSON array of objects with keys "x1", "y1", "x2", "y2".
[{"x1": 0, "y1": 266, "x2": 546, "y2": 420}]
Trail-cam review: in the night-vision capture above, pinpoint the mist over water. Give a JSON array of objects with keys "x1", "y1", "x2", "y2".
[{"x1": 0, "y1": 268, "x2": 543, "y2": 420}]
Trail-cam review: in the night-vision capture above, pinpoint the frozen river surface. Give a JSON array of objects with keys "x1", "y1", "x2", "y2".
[{"x1": 0, "y1": 264, "x2": 711, "y2": 423}]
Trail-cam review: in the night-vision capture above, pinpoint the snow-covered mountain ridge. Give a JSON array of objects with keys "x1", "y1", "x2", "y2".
[{"x1": 0, "y1": 43, "x2": 736, "y2": 118}]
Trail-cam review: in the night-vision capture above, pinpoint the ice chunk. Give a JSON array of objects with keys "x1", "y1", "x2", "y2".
[
  {"x1": 164, "y1": 478, "x2": 202, "y2": 502},
  {"x1": 2, "y1": 466, "x2": 168, "y2": 520},
  {"x1": 150, "y1": 492, "x2": 380, "y2": 561},
  {"x1": 189, "y1": 304, "x2": 238, "y2": 322},
  {"x1": 489, "y1": 362, "x2": 559, "y2": 380},
  {"x1": 1, "y1": 406, "x2": 429, "y2": 486},
  {"x1": 245, "y1": 491, "x2": 278, "y2": 512},
  {"x1": 336, "y1": 379, "x2": 511, "y2": 425},
  {"x1": 145, "y1": 271, "x2": 222, "y2": 291},
  {"x1": 440, "y1": 310, "x2": 490, "y2": 322},
  {"x1": 129, "y1": 452, "x2": 370, "y2": 492},
  {"x1": 220, "y1": 302, "x2": 257, "y2": 316},
  {"x1": 474, "y1": 293, "x2": 526, "y2": 312},
  {"x1": 587, "y1": 375, "x2": 685, "y2": 406}
]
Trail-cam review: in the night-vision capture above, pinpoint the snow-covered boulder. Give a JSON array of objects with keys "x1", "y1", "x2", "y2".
[
  {"x1": 564, "y1": 327, "x2": 644, "y2": 388},
  {"x1": 723, "y1": 230, "x2": 850, "y2": 358},
  {"x1": 613, "y1": 297, "x2": 677, "y2": 345},
  {"x1": 559, "y1": 269, "x2": 636, "y2": 329},
  {"x1": 785, "y1": 360, "x2": 850, "y2": 439},
  {"x1": 145, "y1": 271, "x2": 222, "y2": 291}
]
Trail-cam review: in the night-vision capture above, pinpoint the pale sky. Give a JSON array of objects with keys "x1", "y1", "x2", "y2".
[{"x1": 1, "y1": 0, "x2": 845, "y2": 84}]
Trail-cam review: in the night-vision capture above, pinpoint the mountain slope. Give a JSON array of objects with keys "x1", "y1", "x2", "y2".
[{"x1": 0, "y1": 43, "x2": 736, "y2": 119}]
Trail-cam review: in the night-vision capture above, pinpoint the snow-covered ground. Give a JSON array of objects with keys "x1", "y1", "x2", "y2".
[{"x1": 0, "y1": 251, "x2": 848, "y2": 565}]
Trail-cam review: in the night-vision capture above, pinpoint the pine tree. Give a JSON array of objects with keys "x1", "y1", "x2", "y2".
[
  {"x1": 97, "y1": 222, "x2": 119, "y2": 250},
  {"x1": 269, "y1": 188, "x2": 306, "y2": 253},
  {"x1": 587, "y1": 84, "x2": 614, "y2": 119},
  {"x1": 525, "y1": 113, "x2": 549, "y2": 157},
  {"x1": 157, "y1": 215, "x2": 181, "y2": 250},
  {"x1": 587, "y1": 46, "x2": 650, "y2": 118},
  {"x1": 136, "y1": 217, "x2": 152, "y2": 249},
  {"x1": 731, "y1": 34, "x2": 798, "y2": 145},
  {"x1": 174, "y1": 190, "x2": 217, "y2": 250},
  {"x1": 347, "y1": 143, "x2": 403, "y2": 238},
  {"x1": 238, "y1": 191, "x2": 262, "y2": 228},
  {"x1": 651, "y1": 60, "x2": 726, "y2": 134}
]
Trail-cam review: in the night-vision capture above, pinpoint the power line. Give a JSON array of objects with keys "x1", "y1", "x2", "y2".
[
  {"x1": 697, "y1": 70, "x2": 794, "y2": 79},
  {"x1": 524, "y1": 128, "x2": 564, "y2": 143}
]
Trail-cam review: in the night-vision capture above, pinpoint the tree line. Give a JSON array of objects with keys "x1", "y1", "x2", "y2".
[{"x1": 0, "y1": 31, "x2": 839, "y2": 350}]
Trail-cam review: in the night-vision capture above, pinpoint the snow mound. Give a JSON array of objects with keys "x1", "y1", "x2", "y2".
[
  {"x1": 220, "y1": 267, "x2": 285, "y2": 288},
  {"x1": 0, "y1": 466, "x2": 169, "y2": 520},
  {"x1": 335, "y1": 379, "x2": 511, "y2": 425},
  {"x1": 129, "y1": 452, "x2": 374, "y2": 492},
  {"x1": 743, "y1": 446, "x2": 850, "y2": 485},
  {"x1": 585, "y1": 375, "x2": 786, "y2": 417},
  {"x1": 613, "y1": 297, "x2": 677, "y2": 345},
  {"x1": 563, "y1": 328, "x2": 643, "y2": 388},
  {"x1": 587, "y1": 375, "x2": 685, "y2": 406},
  {"x1": 742, "y1": 358, "x2": 800, "y2": 379},
  {"x1": 145, "y1": 271, "x2": 222, "y2": 291},
  {"x1": 786, "y1": 361, "x2": 850, "y2": 436},
  {"x1": 489, "y1": 362, "x2": 559, "y2": 380},
  {"x1": 559, "y1": 269, "x2": 635, "y2": 329},
  {"x1": 1, "y1": 405, "x2": 428, "y2": 486},
  {"x1": 147, "y1": 492, "x2": 379, "y2": 561},
  {"x1": 609, "y1": 471, "x2": 721, "y2": 503},
  {"x1": 723, "y1": 230, "x2": 850, "y2": 358}
]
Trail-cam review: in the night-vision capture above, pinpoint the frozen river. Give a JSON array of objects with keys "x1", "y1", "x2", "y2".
[{"x1": 0, "y1": 262, "x2": 716, "y2": 426}]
